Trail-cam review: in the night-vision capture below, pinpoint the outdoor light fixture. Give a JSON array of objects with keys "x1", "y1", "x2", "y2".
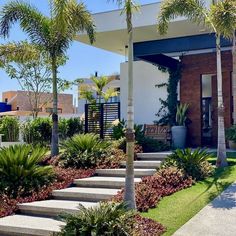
[{"x1": 125, "y1": 45, "x2": 128, "y2": 62}]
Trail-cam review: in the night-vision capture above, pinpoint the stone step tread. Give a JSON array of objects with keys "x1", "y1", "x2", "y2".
[
  {"x1": 95, "y1": 168, "x2": 156, "y2": 177},
  {"x1": 137, "y1": 152, "x2": 171, "y2": 157},
  {"x1": 96, "y1": 168, "x2": 157, "y2": 172},
  {"x1": 74, "y1": 176, "x2": 142, "y2": 183},
  {"x1": 121, "y1": 160, "x2": 162, "y2": 164},
  {"x1": 0, "y1": 214, "x2": 65, "y2": 236},
  {"x1": 52, "y1": 187, "x2": 120, "y2": 201},
  {"x1": 18, "y1": 200, "x2": 97, "y2": 215}
]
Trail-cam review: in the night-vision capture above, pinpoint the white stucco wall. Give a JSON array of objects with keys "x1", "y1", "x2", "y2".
[{"x1": 120, "y1": 60, "x2": 169, "y2": 124}]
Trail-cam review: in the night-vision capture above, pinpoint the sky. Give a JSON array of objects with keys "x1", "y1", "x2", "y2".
[{"x1": 0, "y1": 0, "x2": 159, "y2": 100}]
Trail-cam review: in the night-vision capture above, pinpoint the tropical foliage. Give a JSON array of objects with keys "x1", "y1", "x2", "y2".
[
  {"x1": 0, "y1": 0, "x2": 95, "y2": 156},
  {"x1": 79, "y1": 75, "x2": 118, "y2": 103},
  {"x1": 0, "y1": 116, "x2": 19, "y2": 142},
  {"x1": 59, "y1": 202, "x2": 134, "y2": 236},
  {"x1": 175, "y1": 103, "x2": 189, "y2": 126},
  {"x1": 162, "y1": 148, "x2": 214, "y2": 180},
  {"x1": 60, "y1": 133, "x2": 110, "y2": 168},
  {"x1": 226, "y1": 125, "x2": 236, "y2": 143},
  {"x1": 0, "y1": 144, "x2": 54, "y2": 198}
]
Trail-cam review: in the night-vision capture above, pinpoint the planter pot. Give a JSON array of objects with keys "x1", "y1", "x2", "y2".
[
  {"x1": 171, "y1": 126, "x2": 187, "y2": 149},
  {"x1": 228, "y1": 140, "x2": 236, "y2": 150}
]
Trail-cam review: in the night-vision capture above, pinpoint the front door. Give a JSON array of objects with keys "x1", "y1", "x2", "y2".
[{"x1": 201, "y1": 74, "x2": 214, "y2": 146}]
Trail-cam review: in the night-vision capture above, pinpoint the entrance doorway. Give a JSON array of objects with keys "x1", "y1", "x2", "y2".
[{"x1": 201, "y1": 74, "x2": 214, "y2": 146}]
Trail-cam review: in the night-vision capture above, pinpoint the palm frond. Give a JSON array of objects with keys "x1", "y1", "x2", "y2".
[
  {"x1": 158, "y1": 0, "x2": 207, "y2": 35},
  {"x1": 0, "y1": 1, "x2": 50, "y2": 46},
  {"x1": 210, "y1": 0, "x2": 236, "y2": 39}
]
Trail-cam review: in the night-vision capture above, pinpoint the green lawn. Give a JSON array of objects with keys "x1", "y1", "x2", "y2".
[{"x1": 141, "y1": 158, "x2": 236, "y2": 236}]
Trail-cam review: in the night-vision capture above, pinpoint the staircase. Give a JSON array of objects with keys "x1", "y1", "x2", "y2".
[{"x1": 0, "y1": 152, "x2": 170, "y2": 236}]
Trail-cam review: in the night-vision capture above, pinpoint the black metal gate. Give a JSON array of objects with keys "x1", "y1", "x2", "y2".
[{"x1": 85, "y1": 102, "x2": 120, "y2": 139}]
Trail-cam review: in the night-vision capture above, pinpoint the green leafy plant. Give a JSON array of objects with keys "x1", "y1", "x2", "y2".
[
  {"x1": 0, "y1": 116, "x2": 19, "y2": 142},
  {"x1": 21, "y1": 118, "x2": 52, "y2": 145},
  {"x1": 0, "y1": 144, "x2": 54, "y2": 198},
  {"x1": 60, "y1": 133, "x2": 110, "y2": 168},
  {"x1": 59, "y1": 202, "x2": 134, "y2": 236},
  {"x1": 226, "y1": 125, "x2": 236, "y2": 142},
  {"x1": 162, "y1": 148, "x2": 214, "y2": 180},
  {"x1": 176, "y1": 103, "x2": 189, "y2": 126}
]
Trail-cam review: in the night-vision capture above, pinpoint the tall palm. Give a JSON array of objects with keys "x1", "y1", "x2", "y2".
[
  {"x1": 212, "y1": 0, "x2": 236, "y2": 124},
  {"x1": 158, "y1": 0, "x2": 235, "y2": 167},
  {"x1": 0, "y1": 0, "x2": 95, "y2": 156},
  {"x1": 109, "y1": 0, "x2": 139, "y2": 209},
  {"x1": 91, "y1": 76, "x2": 110, "y2": 103}
]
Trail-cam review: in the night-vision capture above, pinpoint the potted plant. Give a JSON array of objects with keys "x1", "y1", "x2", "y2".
[
  {"x1": 226, "y1": 125, "x2": 236, "y2": 150},
  {"x1": 171, "y1": 103, "x2": 189, "y2": 149}
]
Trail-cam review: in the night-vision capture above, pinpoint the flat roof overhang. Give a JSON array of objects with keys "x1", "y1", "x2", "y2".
[{"x1": 76, "y1": 1, "x2": 221, "y2": 56}]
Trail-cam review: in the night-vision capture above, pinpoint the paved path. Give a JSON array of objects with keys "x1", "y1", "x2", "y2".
[{"x1": 174, "y1": 182, "x2": 236, "y2": 236}]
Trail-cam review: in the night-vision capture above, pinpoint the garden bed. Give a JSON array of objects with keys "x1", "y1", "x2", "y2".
[{"x1": 142, "y1": 158, "x2": 236, "y2": 236}]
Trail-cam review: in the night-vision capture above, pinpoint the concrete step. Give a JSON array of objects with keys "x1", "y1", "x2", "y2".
[
  {"x1": 18, "y1": 200, "x2": 97, "y2": 217},
  {"x1": 74, "y1": 176, "x2": 142, "y2": 188},
  {"x1": 52, "y1": 187, "x2": 120, "y2": 202},
  {"x1": 137, "y1": 152, "x2": 172, "y2": 160},
  {"x1": 0, "y1": 214, "x2": 65, "y2": 236},
  {"x1": 95, "y1": 168, "x2": 156, "y2": 177},
  {"x1": 121, "y1": 160, "x2": 161, "y2": 169}
]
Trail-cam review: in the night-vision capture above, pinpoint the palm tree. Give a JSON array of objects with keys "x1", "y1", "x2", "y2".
[
  {"x1": 158, "y1": 0, "x2": 236, "y2": 167},
  {"x1": 211, "y1": 0, "x2": 236, "y2": 124},
  {"x1": 91, "y1": 76, "x2": 110, "y2": 103},
  {"x1": 0, "y1": 0, "x2": 95, "y2": 156},
  {"x1": 109, "y1": 0, "x2": 139, "y2": 209}
]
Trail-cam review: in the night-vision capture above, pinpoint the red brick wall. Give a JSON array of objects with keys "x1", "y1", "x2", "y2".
[{"x1": 180, "y1": 51, "x2": 232, "y2": 147}]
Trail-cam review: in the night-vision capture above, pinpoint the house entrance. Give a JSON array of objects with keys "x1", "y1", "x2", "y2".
[{"x1": 201, "y1": 74, "x2": 215, "y2": 146}]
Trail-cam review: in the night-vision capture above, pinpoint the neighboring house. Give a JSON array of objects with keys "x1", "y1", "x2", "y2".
[
  {"x1": 76, "y1": 0, "x2": 233, "y2": 147},
  {"x1": 77, "y1": 75, "x2": 120, "y2": 115},
  {"x1": 0, "y1": 91, "x2": 76, "y2": 120}
]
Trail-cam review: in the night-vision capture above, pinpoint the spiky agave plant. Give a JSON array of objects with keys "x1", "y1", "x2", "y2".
[
  {"x1": 59, "y1": 202, "x2": 135, "y2": 236},
  {"x1": 0, "y1": 144, "x2": 54, "y2": 198}
]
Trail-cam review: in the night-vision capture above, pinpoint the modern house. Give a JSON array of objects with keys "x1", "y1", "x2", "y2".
[
  {"x1": 0, "y1": 91, "x2": 76, "y2": 120},
  {"x1": 76, "y1": 0, "x2": 233, "y2": 147}
]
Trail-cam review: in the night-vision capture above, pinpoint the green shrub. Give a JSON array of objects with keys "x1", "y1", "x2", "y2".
[
  {"x1": 0, "y1": 116, "x2": 19, "y2": 142},
  {"x1": 0, "y1": 144, "x2": 54, "y2": 198},
  {"x1": 66, "y1": 117, "x2": 84, "y2": 137},
  {"x1": 21, "y1": 117, "x2": 52, "y2": 145},
  {"x1": 138, "y1": 137, "x2": 170, "y2": 153},
  {"x1": 162, "y1": 148, "x2": 214, "y2": 180},
  {"x1": 226, "y1": 125, "x2": 236, "y2": 142},
  {"x1": 112, "y1": 119, "x2": 144, "y2": 141},
  {"x1": 60, "y1": 133, "x2": 110, "y2": 168},
  {"x1": 59, "y1": 117, "x2": 83, "y2": 140},
  {"x1": 59, "y1": 202, "x2": 134, "y2": 236}
]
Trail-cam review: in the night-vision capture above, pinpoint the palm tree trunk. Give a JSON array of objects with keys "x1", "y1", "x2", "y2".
[
  {"x1": 124, "y1": 9, "x2": 136, "y2": 210},
  {"x1": 232, "y1": 32, "x2": 236, "y2": 124},
  {"x1": 216, "y1": 35, "x2": 227, "y2": 167},
  {"x1": 51, "y1": 56, "x2": 59, "y2": 156}
]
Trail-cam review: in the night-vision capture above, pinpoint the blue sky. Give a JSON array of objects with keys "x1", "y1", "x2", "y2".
[{"x1": 0, "y1": 0, "x2": 158, "y2": 100}]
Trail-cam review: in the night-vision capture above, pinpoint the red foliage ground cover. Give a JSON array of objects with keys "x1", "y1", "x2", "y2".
[
  {"x1": 113, "y1": 167, "x2": 193, "y2": 212},
  {"x1": 134, "y1": 214, "x2": 166, "y2": 236},
  {"x1": 0, "y1": 167, "x2": 95, "y2": 218}
]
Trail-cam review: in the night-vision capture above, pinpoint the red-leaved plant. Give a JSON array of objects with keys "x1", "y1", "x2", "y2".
[{"x1": 113, "y1": 167, "x2": 193, "y2": 212}]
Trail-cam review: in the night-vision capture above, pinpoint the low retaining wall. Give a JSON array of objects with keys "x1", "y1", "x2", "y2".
[{"x1": 0, "y1": 142, "x2": 24, "y2": 148}]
